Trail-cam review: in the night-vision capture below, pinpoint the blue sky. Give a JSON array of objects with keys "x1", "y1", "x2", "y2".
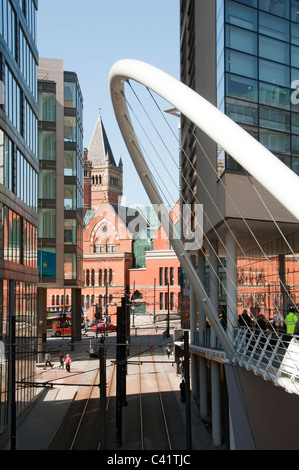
[{"x1": 37, "y1": 0, "x2": 180, "y2": 206}]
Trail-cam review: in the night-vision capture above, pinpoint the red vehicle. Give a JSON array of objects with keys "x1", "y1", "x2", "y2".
[
  {"x1": 47, "y1": 315, "x2": 72, "y2": 337},
  {"x1": 91, "y1": 322, "x2": 117, "y2": 333}
]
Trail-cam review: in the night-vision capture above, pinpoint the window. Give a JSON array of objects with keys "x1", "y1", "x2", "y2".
[
  {"x1": 17, "y1": 149, "x2": 38, "y2": 210},
  {"x1": 292, "y1": 112, "x2": 299, "y2": 134},
  {"x1": 259, "y1": 106, "x2": 290, "y2": 132},
  {"x1": 226, "y1": 98, "x2": 258, "y2": 126},
  {"x1": 164, "y1": 267, "x2": 169, "y2": 286},
  {"x1": 64, "y1": 185, "x2": 76, "y2": 210},
  {"x1": 38, "y1": 91, "x2": 56, "y2": 122},
  {"x1": 259, "y1": 36, "x2": 289, "y2": 65},
  {"x1": 226, "y1": 74, "x2": 258, "y2": 102},
  {"x1": 225, "y1": 25, "x2": 257, "y2": 55},
  {"x1": 38, "y1": 247, "x2": 56, "y2": 277},
  {"x1": 259, "y1": 59, "x2": 289, "y2": 87},
  {"x1": 170, "y1": 293, "x2": 175, "y2": 310},
  {"x1": 159, "y1": 292, "x2": 164, "y2": 310},
  {"x1": 159, "y1": 267, "x2": 163, "y2": 285},
  {"x1": 38, "y1": 130, "x2": 56, "y2": 160},
  {"x1": 39, "y1": 170, "x2": 56, "y2": 199},
  {"x1": 225, "y1": 1, "x2": 257, "y2": 31},
  {"x1": 225, "y1": 49, "x2": 258, "y2": 79},
  {"x1": 38, "y1": 208, "x2": 56, "y2": 238},
  {"x1": 64, "y1": 116, "x2": 77, "y2": 142},
  {"x1": 64, "y1": 82, "x2": 77, "y2": 108},
  {"x1": 3, "y1": 207, "x2": 22, "y2": 263},
  {"x1": 64, "y1": 150, "x2": 77, "y2": 176},
  {"x1": 25, "y1": 100, "x2": 37, "y2": 154},
  {"x1": 259, "y1": 0, "x2": 290, "y2": 19},
  {"x1": 170, "y1": 267, "x2": 174, "y2": 286},
  {"x1": 64, "y1": 219, "x2": 76, "y2": 244},
  {"x1": 259, "y1": 81, "x2": 290, "y2": 109},
  {"x1": 260, "y1": 11, "x2": 289, "y2": 42},
  {"x1": 259, "y1": 129, "x2": 290, "y2": 154},
  {"x1": 291, "y1": 23, "x2": 299, "y2": 46},
  {"x1": 291, "y1": 45, "x2": 299, "y2": 69},
  {"x1": 0, "y1": 130, "x2": 13, "y2": 191},
  {"x1": 5, "y1": 66, "x2": 22, "y2": 133}
]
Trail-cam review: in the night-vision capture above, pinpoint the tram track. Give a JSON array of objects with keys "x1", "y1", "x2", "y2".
[
  {"x1": 47, "y1": 326, "x2": 188, "y2": 451},
  {"x1": 137, "y1": 335, "x2": 173, "y2": 450},
  {"x1": 48, "y1": 337, "x2": 116, "y2": 450}
]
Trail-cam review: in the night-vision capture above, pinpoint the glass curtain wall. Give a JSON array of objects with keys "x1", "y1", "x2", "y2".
[
  {"x1": 0, "y1": 0, "x2": 39, "y2": 433},
  {"x1": 216, "y1": 0, "x2": 299, "y2": 175},
  {"x1": 63, "y1": 73, "x2": 84, "y2": 285}
]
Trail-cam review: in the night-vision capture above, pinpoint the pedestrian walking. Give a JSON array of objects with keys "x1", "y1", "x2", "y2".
[
  {"x1": 165, "y1": 345, "x2": 171, "y2": 359},
  {"x1": 58, "y1": 351, "x2": 64, "y2": 369},
  {"x1": 65, "y1": 354, "x2": 71, "y2": 372},
  {"x1": 43, "y1": 351, "x2": 53, "y2": 370}
]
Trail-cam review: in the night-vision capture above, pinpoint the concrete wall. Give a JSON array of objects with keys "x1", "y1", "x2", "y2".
[{"x1": 226, "y1": 363, "x2": 299, "y2": 450}]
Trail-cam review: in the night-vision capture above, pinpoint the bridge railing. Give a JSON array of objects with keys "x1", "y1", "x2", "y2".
[
  {"x1": 192, "y1": 326, "x2": 299, "y2": 395},
  {"x1": 233, "y1": 327, "x2": 299, "y2": 395}
]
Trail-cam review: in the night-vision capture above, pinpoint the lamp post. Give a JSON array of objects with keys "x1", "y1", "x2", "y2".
[
  {"x1": 153, "y1": 278, "x2": 156, "y2": 323},
  {"x1": 131, "y1": 281, "x2": 135, "y2": 327}
]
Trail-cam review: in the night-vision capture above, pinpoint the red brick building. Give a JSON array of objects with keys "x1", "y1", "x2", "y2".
[{"x1": 47, "y1": 114, "x2": 182, "y2": 324}]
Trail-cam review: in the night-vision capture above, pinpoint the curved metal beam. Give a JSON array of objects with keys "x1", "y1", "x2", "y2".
[
  {"x1": 108, "y1": 59, "x2": 299, "y2": 360},
  {"x1": 109, "y1": 59, "x2": 299, "y2": 221}
]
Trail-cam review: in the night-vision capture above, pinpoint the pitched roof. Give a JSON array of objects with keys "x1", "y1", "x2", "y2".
[{"x1": 88, "y1": 114, "x2": 116, "y2": 166}]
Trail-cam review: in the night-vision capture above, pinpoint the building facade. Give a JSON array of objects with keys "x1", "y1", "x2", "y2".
[
  {"x1": 180, "y1": 0, "x2": 299, "y2": 449},
  {"x1": 37, "y1": 58, "x2": 84, "y2": 341},
  {"x1": 0, "y1": 0, "x2": 39, "y2": 437},
  {"x1": 49, "y1": 114, "x2": 182, "y2": 325}
]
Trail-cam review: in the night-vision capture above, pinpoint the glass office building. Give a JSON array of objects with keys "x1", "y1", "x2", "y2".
[
  {"x1": 216, "y1": 0, "x2": 299, "y2": 176},
  {"x1": 0, "y1": 0, "x2": 39, "y2": 436},
  {"x1": 37, "y1": 59, "x2": 84, "y2": 342},
  {"x1": 180, "y1": 0, "x2": 299, "y2": 447}
]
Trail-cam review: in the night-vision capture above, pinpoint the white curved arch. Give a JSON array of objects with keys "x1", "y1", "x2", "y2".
[
  {"x1": 109, "y1": 59, "x2": 299, "y2": 221},
  {"x1": 108, "y1": 59, "x2": 299, "y2": 360}
]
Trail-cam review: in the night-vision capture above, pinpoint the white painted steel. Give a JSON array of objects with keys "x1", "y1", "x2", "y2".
[
  {"x1": 109, "y1": 59, "x2": 299, "y2": 221},
  {"x1": 109, "y1": 59, "x2": 236, "y2": 361},
  {"x1": 109, "y1": 59, "x2": 299, "y2": 362}
]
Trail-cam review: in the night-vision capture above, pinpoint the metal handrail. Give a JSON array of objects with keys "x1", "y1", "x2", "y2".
[
  {"x1": 192, "y1": 326, "x2": 299, "y2": 395},
  {"x1": 233, "y1": 327, "x2": 299, "y2": 394}
]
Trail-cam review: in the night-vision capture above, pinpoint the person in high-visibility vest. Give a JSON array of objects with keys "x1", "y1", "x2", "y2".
[{"x1": 285, "y1": 310, "x2": 299, "y2": 334}]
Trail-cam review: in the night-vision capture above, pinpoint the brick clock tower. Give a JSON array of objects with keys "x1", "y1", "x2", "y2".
[{"x1": 83, "y1": 113, "x2": 123, "y2": 214}]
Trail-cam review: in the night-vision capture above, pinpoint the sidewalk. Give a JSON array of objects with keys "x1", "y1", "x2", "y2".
[{"x1": 3, "y1": 340, "x2": 98, "y2": 450}]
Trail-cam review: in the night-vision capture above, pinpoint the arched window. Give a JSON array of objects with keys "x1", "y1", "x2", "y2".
[
  {"x1": 99, "y1": 269, "x2": 102, "y2": 286},
  {"x1": 52, "y1": 295, "x2": 55, "y2": 306},
  {"x1": 109, "y1": 268, "x2": 113, "y2": 286},
  {"x1": 104, "y1": 269, "x2": 108, "y2": 286},
  {"x1": 86, "y1": 269, "x2": 90, "y2": 286},
  {"x1": 91, "y1": 269, "x2": 95, "y2": 286}
]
